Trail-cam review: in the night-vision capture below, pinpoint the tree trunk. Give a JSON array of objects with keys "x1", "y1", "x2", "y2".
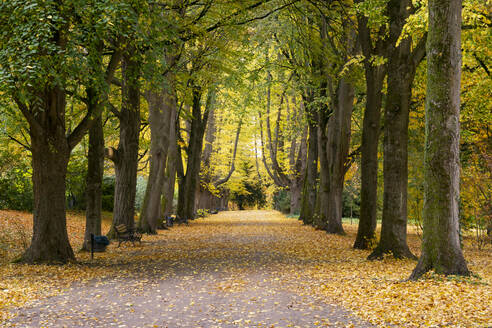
[
  {"x1": 299, "y1": 98, "x2": 319, "y2": 225},
  {"x1": 177, "y1": 132, "x2": 203, "y2": 220},
  {"x1": 161, "y1": 104, "x2": 178, "y2": 218},
  {"x1": 108, "y1": 52, "x2": 140, "y2": 235},
  {"x1": 196, "y1": 105, "x2": 216, "y2": 212},
  {"x1": 22, "y1": 123, "x2": 74, "y2": 263},
  {"x1": 177, "y1": 86, "x2": 212, "y2": 220},
  {"x1": 354, "y1": 65, "x2": 385, "y2": 249},
  {"x1": 202, "y1": 105, "x2": 216, "y2": 169},
  {"x1": 289, "y1": 182, "x2": 302, "y2": 215},
  {"x1": 290, "y1": 129, "x2": 306, "y2": 216},
  {"x1": 162, "y1": 155, "x2": 177, "y2": 217},
  {"x1": 83, "y1": 109, "x2": 104, "y2": 250},
  {"x1": 139, "y1": 85, "x2": 174, "y2": 234},
  {"x1": 410, "y1": 0, "x2": 469, "y2": 279},
  {"x1": 369, "y1": 0, "x2": 416, "y2": 259},
  {"x1": 290, "y1": 110, "x2": 307, "y2": 215},
  {"x1": 316, "y1": 93, "x2": 330, "y2": 229},
  {"x1": 17, "y1": 36, "x2": 120, "y2": 262},
  {"x1": 260, "y1": 72, "x2": 290, "y2": 188},
  {"x1": 214, "y1": 121, "x2": 241, "y2": 187},
  {"x1": 324, "y1": 79, "x2": 354, "y2": 234}
]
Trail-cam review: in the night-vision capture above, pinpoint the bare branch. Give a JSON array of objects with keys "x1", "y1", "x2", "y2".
[
  {"x1": 107, "y1": 101, "x2": 122, "y2": 119},
  {"x1": 12, "y1": 95, "x2": 42, "y2": 136},
  {"x1": 67, "y1": 49, "x2": 123, "y2": 150},
  {"x1": 6, "y1": 134, "x2": 31, "y2": 151},
  {"x1": 214, "y1": 120, "x2": 242, "y2": 187},
  {"x1": 411, "y1": 33, "x2": 427, "y2": 69},
  {"x1": 104, "y1": 146, "x2": 119, "y2": 163}
]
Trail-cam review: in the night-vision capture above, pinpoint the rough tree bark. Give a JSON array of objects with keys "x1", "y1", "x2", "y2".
[
  {"x1": 316, "y1": 81, "x2": 331, "y2": 229},
  {"x1": 19, "y1": 36, "x2": 121, "y2": 263},
  {"x1": 81, "y1": 45, "x2": 122, "y2": 251},
  {"x1": 139, "y1": 73, "x2": 176, "y2": 234},
  {"x1": 106, "y1": 50, "x2": 141, "y2": 236},
  {"x1": 176, "y1": 85, "x2": 213, "y2": 220},
  {"x1": 354, "y1": 8, "x2": 387, "y2": 249},
  {"x1": 287, "y1": 97, "x2": 307, "y2": 215},
  {"x1": 299, "y1": 93, "x2": 319, "y2": 225},
  {"x1": 369, "y1": 0, "x2": 427, "y2": 260},
  {"x1": 410, "y1": 0, "x2": 469, "y2": 279},
  {"x1": 196, "y1": 105, "x2": 216, "y2": 211},
  {"x1": 289, "y1": 124, "x2": 307, "y2": 215},
  {"x1": 354, "y1": 68, "x2": 385, "y2": 247},
  {"x1": 161, "y1": 100, "x2": 178, "y2": 218},
  {"x1": 23, "y1": 93, "x2": 74, "y2": 263},
  {"x1": 324, "y1": 79, "x2": 354, "y2": 234},
  {"x1": 83, "y1": 101, "x2": 104, "y2": 250}
]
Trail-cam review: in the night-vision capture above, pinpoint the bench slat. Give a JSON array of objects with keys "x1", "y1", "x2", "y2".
[{"x1": 115, "y1": 224, "x2": 128, "y2": 233}]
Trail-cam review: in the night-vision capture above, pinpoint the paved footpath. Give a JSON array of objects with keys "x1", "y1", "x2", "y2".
[{"x1": 6, "y1": 211, "x2": 373, "y2": 328}]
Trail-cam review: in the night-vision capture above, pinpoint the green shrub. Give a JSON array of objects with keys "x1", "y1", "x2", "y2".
[
  {"x1": 273, "y1": 189, "x2": 290, "y2": 213},
  {"x1": 197, "y1": 209, "x2": 210, "y2": 218},
  {"x1": 101, "y1": 176, "x2": 115, "y2": 212},
  {"x1": 0, "y1": 154, "x2": 33, "y2": 211}
]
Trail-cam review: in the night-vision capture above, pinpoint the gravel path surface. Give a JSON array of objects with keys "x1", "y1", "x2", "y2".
[{"x1": 6, "y1": 211, "x2": 373, "y2": 328}]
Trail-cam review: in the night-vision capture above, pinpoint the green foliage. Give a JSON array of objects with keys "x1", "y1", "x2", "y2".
[
  {"x1": 66, "y1": 149, "x2": 88, "y2": 210},
  {"x1": 135, "y1": 176, "x2": 147, "y2": 212},
  {"x1": 229, "y1": 160, "x2": 266, "y2": 210},
  {"x1": 100, "y1": 175, "x2": 146, "y2": 213},
  {"x1": 196, "y1": 209, "x2": 210, "y2": 218},
  {"x1": 272, "y1": 189, "x2": 291, "y2": 214},
  {"x1": 101, "y1": 176, "x2": 115, "y2": 212},
  {"x1": 0, "y1": 0, "x2": 129, "y2": 98},
  {"x1": 342, "y1": 185, "x2": 360, "y2": 219},
  {"x1": 0, "y1": 153, "x2": 33, "y2": 211},
  {"x1": 0, "y1": 0, "x2": 489, "y2": 259}
]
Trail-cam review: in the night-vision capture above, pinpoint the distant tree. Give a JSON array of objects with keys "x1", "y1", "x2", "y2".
[{"x1": 230, "y1": 160, "x2": 266, "y2": 210}]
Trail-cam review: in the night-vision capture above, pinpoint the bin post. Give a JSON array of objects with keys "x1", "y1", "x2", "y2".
[{"x1": 90, "y1": 233, "x2": 94, "y2": 260}]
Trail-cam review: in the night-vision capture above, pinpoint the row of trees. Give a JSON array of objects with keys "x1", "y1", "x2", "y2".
[
  {"x1": 0, "y1": 0, "x2": 271, "y2": 261},
  {"x1": 247, "y1": 0, "x2": 489, "y2": 278},
  {"x1": 0, "y1": 0, "x2": 489, "y2": 279}
]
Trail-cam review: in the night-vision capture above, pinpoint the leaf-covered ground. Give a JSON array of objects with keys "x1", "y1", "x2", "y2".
[{"x1": 0, "y1": 210, "x2": 490, "y2": 327}]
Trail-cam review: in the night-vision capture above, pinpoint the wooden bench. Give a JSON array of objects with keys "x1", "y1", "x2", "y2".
[{"x1": 115, "y1": 224, "x2": 142, "y2": 247}]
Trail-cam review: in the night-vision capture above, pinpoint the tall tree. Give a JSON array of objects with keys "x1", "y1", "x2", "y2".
[
  {"x1": 298, "y1": 93, "x2": 319, "y2": 225},
  {"x1": 83, "y1": 97, "x2": 105, "y2": 251},
  {"x1": 268, "y1": 9, "x2": 321, "y2": 223},
  {"x1": 410, "y1": 0, "x2": 469, "y2": 279},
  {"x1": 353, "y1": 0, "x2": 388, "y2": 249},
  {"x1": 176, "y1": 84, "x2": 214, "y2": 220},
  {"x1": 139, "y1": 58, "x2": 177, "y2": 234},
  {"x1": 161, "y1": 102, "x2": 178, "y2": 218},
  {"x1": 106, "y1": 48, "x2": 141, "y2": 234},
  {"x1": 83, "y1": 40, "x2": 123, "y2": 250},
  {"x1": 258, "y1": 66, "x2": 307, "y2": 215},
  {"x1": 0, "y1": 0, "x2": 120, "y2": 262},
  {"x1": 320, "y1": 78, "x2": 355, "y2": 233},
  {"x1": 368, "y1": 0, "x2": 426, "y2": 259},
  {"x1": 313, "y1": 10, "x2": 357, "y2": 234}
]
